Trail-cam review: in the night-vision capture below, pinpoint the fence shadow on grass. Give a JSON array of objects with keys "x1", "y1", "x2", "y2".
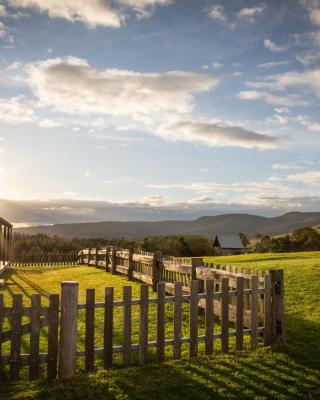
[{"x1": 3, "y1": 350, "x2": 316, "y2": 400}]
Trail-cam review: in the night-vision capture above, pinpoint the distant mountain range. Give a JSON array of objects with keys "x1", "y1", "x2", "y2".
[{"x1": 14, "y1": 212, "x2": 320, "y2": 239}]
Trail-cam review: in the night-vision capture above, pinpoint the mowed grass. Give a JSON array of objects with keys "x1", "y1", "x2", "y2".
[{"x1": 0, "y1": 252, "x2": 320, "y2": 399}]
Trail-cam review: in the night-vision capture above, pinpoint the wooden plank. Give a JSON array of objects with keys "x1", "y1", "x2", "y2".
[
  {"x1": 58, "y1": 281, "x2": 79, "y2": 380},
  {"x1": 85, "y1": 289, "x2": 95, "y2": 371},
  {"x1": 250, "y1": 275, "x2": 259, "y2": 350},
  {"x1": 111, "y1": 248, "x2": 116, "y2": 275},
  {"x1": 152, "y1": 251, "x2": 162, "y2": 292},
  {"x1": 244, "y1": 270, "x2": 251, "y2": 310},
  {"x1": 156, "y1": 281, "x2": 165, "y2": 362},
  {"x1": 270, "y1": 269, "x2": 285, "y2": 351},
  {"x1": 104, "y1": 287, "x2": 114, "y2": 369},
  {"x1": 263, "y1": 274, "x2": 272, "y2": 346},
  {"x1": 132, "y1": 271, "x2": 153, "y2": 285},
  {"x1": 139, "y1": 285, "x2": 148, "y2": 364},
  {"x1": 105, "y1": 248, "x2": 109, "y2": 272},
  {"x1": 162, "y1": 262, "x2": 192, "y2": 275},
  {"x1": 29, "y1": 294, "x2": 41, "y2": 380},
  {"x1": 127, "y1": 249, "x2": 133, "y2": 281},
  {"x1": 115, "y1": 265, "x2": 128, "y2": 275},
  {"x1": 191, "y1": 258, "x2": 202, "y2": 281},
  {"x1": 236, "y1": 277, "x2": 244, "y2": 351},
  {"x1": 173, "y1": 281, "x2": 182, "y2": 359},
  {"x1": 9, "y1": 293, "x2": 23, "y2": 380},
  {"x1": 47, "y1": 294, "x2": 59, "y2": 380},
  {"x1": 122, "y1": 286, "x2": 132, "y2": 366},
  {"x1": 221, "y1": 278, "x2": 229, "y2": 353},
  {"x1": 189, "y1": 280, "x2": 199, "y2": 357},
  {"x1": 205, "y1": 280, "x2": 214, "y2": 355}
]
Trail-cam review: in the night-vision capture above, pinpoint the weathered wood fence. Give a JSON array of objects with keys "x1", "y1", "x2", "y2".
[
  {"x1": 0, "y1": 247, "x2": 284, "y2": 382},
  {"x1": 11, "y1": 252, "x2": 78, "y2": 267},
  {"x1": 79, "y1": 247, "x2": 284, "y2": 349}
]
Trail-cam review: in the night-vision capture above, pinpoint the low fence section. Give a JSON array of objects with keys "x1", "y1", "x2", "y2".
[{"x1": 11, "y1": 253, "x2": 78, "y2": 266}]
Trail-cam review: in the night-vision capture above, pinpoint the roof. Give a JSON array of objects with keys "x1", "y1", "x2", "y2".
[
  {"x1": 0, "y1": 217, "x2": 12, "y2": 228},
  {"x1": 213, "y1": 234, "x2": 244, "y2": 249}
]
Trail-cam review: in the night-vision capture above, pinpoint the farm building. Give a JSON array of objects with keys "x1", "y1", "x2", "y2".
[
  {"x1": 0, "y1": 217, "x2": 13, "y2": 267},
  {"x1": 213, "y1": 234, "x2": 245, "y2": 256}
]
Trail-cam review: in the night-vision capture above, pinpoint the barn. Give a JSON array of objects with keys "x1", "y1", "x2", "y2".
[
  {"x1": 0, "y1": 217, "x2": 13, "y2": 267},
  {"x1": 213, "y1": 234, "x2": 245, "y2": 256}
]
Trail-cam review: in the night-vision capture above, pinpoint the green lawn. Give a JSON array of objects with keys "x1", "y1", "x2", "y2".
[{"x1": 1, "y1": 252, "x2": 320, "y2": 399}]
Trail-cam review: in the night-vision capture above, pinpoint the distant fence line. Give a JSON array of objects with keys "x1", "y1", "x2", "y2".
[{"x1": 11, "y1": 252, "x2": 78, "y2": 266}]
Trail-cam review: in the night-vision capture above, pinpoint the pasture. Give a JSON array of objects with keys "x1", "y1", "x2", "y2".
[{"x1": 0, "y1": 252, "x2": 320, "y2": 399}]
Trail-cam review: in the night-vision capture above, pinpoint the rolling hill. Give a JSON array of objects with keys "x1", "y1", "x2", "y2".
[{"x1": 14, "y1": 211, "x2": 320, "y2": 239}]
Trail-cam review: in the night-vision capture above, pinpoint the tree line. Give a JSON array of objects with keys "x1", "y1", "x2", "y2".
[
  {"x1": 253, "y1": 227, "x2": 320, "y2": 253},
  {"x1": 11, "y1": 227, "x2": 320, "y2": 259},
  {"x1": 12, "y1": 233, "x2": 217, "y2": 258}
]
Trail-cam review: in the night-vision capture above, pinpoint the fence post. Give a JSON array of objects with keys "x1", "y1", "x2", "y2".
[
  {"x1": 58, "y1": 281, "x2": 79, "y2": 380},
  {"x1": 111, "y1": 247, "x2": 116, "y2": 275},
  {"x1": 87, "y1": 249, "x2": 91, "y2": 266},
  {"x1": 270, "y1": 269, "x2": 285, "y2": 351},
  {"x1": 95, "y1": 247, "x2": 99, "y2": 268},
  {"x1": 152, "y1": 251, "x2": 162, "y2": 292},
  {"x1": 191, "y1": 258, "x2": 203, "y2": 292},
  {"x1": 127, "y1": 249, "x2": 133, "y2": 280},
  {"x1": 105, "y1": 247, "x2": 109, "y2": 272}
]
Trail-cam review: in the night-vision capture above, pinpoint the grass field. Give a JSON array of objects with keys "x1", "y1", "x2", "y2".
[{"x1": 0, "y1": 252, "x2": 320, "y2": 399}]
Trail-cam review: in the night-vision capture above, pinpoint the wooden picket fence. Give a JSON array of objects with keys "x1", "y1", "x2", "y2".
[
  {"x1": 11, "y1": 252, "x2": 78, "y2": 267},
  {"x1": 0, "y1": 247, "x2": 284, "y2": 382}
]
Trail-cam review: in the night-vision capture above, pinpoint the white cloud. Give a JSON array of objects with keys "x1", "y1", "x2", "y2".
[
  {"x1": 7, "y1": 0, "x2": 172, "y2": 28},
  {"x1": 268, "y1": 114, "x2": 288, "y2": 125},
  {"x1": 157, "y1": 120, "x2": 279, "y2": 149},
  {"x1": 295, "y1": 115, "x2": 320, "y2": 132},
  {"x1": 238, "y1": 90, "x2": 308, "y2": 106},
  {"x1": 275, "y1": 107, "x2": 289, "y2": 114},
  {"x1": 38, "y1": 118, "x2": 61, "y2": 128},
  {"x1": 208, "y1": 5, "x2": 227, "y2": 22},
  {"x1": 296, "y1": 51, "x2": 320, "y2": 66},
  {"x1": 238, "y1": 4, "x2": 265, "y2": 18},
  {"x1": 264, "y1": 38, "x2": 286, "y2": 52},
  {"x1": 0, "y1": 96, "x2": 35, "y2": 124},
  {"x1": 26, "y1": 56, "x2": 219, "y2": 122},
  {"x1": 0, "y1": 21, "x2": 14, "y2": 43},
  {"x1": 300, "y1": 0, "x2": 320, "y2": 25},
  {"x1": 272, "y1": 163, "x2": 303, "y2": 170},
  {"x1": 289, "y1": 170, "x2": 320, "y2": 186},
  {"x1": 0, "y1": 4, "x2": 7, "y2": 16},
  {"x1": 257, "y1": 60, "x2": 291, "y2": 68},
  {"x1": 212, "y1": 62, "x2": 223, "y2": 69},
  {"x1": 256, "y1": 68, "x2": 320, "y2": 97}
]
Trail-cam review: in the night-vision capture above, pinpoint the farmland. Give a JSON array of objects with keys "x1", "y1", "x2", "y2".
[{"x1": 0, "y1": 252, "x2": 320, "y2": 399}]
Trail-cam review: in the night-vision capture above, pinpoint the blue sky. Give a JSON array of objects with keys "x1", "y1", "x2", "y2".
[{"x1": 0, "y1": 0, "x2": 320, "y2": 225}]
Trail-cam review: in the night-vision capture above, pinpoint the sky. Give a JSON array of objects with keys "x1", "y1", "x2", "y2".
[{"x1": 0, "y1": 0, "x2": 320, "y2": 226}]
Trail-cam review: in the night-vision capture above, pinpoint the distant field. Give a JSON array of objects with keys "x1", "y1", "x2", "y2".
[{"x1": 1, "y1": 252, "x2": 320, "y2": 399}]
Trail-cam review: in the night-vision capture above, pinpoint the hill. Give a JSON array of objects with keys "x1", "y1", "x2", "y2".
[{"x1": 14, "y1": 211, "x2": 320, "y2": 239}]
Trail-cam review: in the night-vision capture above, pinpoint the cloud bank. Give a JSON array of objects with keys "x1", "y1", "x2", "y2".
[{"x1": 7, "y1": 0, "x2": 172, "y2": 27}]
